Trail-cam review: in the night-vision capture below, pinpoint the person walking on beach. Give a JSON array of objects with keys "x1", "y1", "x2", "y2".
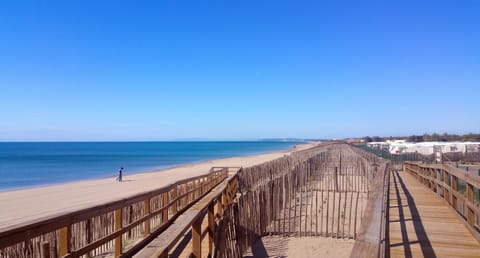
[{"x1": 117, "y1": 166, "x2": 124, "y2": 182}]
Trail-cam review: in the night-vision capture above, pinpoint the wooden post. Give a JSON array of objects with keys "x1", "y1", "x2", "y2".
[
  {"x1": 354, "y1": 191, "x2": 359, "y2": 238},
  {"x1": 334, "y1": 167, "x2": 339, "y2": 191},
  {"x1": 216, "y1": 196, "x2": 224, "y2": 217},
  {"x1": 162, "y1": 193, "x2": 169, "y2": 224},
  {"x1": 337, "y1": 189, "x2": 342, "y2": 238},
  {"x1": 40, "y1": 241, "x2": 50, "y2": 258},
  {"x1": 58, "y1": 226, "x2": 70, "y2": 257},
  {"x1": 467, "y1": 183, "x2": 475, "y2": 226},
  {"x1": 172, "y1": 188, "x2": 178, "y2": 214},
  {"x1": 444, "y1": 171, "x2": 450, "y2": 204},
  {"x1": 299, "y1": 184, "x2": 303, "y2": 236},
  {"x1": 208, "y1": 203, "x2": 215, "y2": 256},
  {"x1": 293, "y1": 174, "x2": 298, "y2": 235},
  {"x1": 191, "y1": 215, "x2": 202, "y2": 258},
  {"x1": 452, "y1": 175, "x2": 458, "y2": 192},
  {"x1": 326, "y1": 188, "x2": 330, "y2": 236},
  {"x1": 282, "y1": 173, "x2": 287, "y2": 236},
  {"x1": 192, "y1": 181, "x2": 197, "y2": 200},
  {"x1": 315, "y1": 182, "x2": 318, "y2": 236},
  {"x1": 467, "y1": 183, "x2": 474, "y2": 203},
  {"x1": 331, "y1": 191, "x2": 336, "y2": 237},
  {"x1": 222, "y1": 190, "x2": 228, "y2": 208},
  {"x1": 183, "y1": 184, "x2": 188, "y2": 207},
  {"x1": 348, "y1": 191, "x2": 353, "y2": 238},
  {"x1": 451, "y1": 175, "x2": 458, "y2": 209},
  {"x1": 114, "y1": 208, "x2": 123, "y2": 257},
  {"x1": 310, "y1": 178, "x2": 314, "y2": 236},
  {"x1": 287, "y1": 173, "x2": 292, "y2": 235},
  {"x1": 144, "y1": 198, "x2": 151, "y2": 236},
  {"x1": 320, "y1": 189, "x2": 324, "y2": 236},
  {"x1": 85, "y1": 218, "x2": 92, "y2": 258},
  {"x1": 342, "y1": 188, "x2": 347, "y2": 238},
  {"x1": 309, "y1": 177, "x2": 317, "y2": 236}
]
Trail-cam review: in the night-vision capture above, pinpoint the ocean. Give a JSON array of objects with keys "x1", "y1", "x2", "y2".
[{"x1": 0, "y1": 141, "x2": 301, "y2": 191}]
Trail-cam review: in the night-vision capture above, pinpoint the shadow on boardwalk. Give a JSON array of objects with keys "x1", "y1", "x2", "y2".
[{"x1": 388, "y1": 171, "x2": 436, "y2": 258}]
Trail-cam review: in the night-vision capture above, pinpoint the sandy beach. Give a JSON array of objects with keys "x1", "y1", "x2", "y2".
[
  {"x1": 0, "y1": 142, "x2": 318, "y2": 231},
  {"x1": 244, "y1": 236, "x2": 354, "y2": 257}
]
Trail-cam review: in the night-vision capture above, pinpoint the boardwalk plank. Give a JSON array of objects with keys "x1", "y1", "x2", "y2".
[{"x1": 388, "y1": 171, "x2": 480, "y2": 258}]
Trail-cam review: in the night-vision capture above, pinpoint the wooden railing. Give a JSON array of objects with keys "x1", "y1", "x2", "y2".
[
  {"x1": 0, "y1": 167, "x2": 230, "y2": 258},
  {"x1": 404, "y1": 162, "x2": 480, "y2": 239},
  {"x1": 350, "y1": 162, "x2": 391, "y2": 258},
  {"x1": 135, "y1": 167, "x2": 240, "y2": 258}
]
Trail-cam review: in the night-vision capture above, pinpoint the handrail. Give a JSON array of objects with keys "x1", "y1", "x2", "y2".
[
  {"x1": 350, "y1": 162, "x2": 391, "y2": 258},
  {"x1": 135, "y1": 170, "x2": 240, "y2": 258},
  {"x1": 406, "y1": 162, "x2": 480, "y2": 189},
  {"x1": 404, "y1": 162, "x2": 480, "y2": 240},
  {"x1": 0, "y1": 167, "x2": 233, "y2": 258}
]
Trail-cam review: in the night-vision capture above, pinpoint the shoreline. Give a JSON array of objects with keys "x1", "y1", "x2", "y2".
[
  {"x1": 0, "y1": 142, "x2": 319, "y2": 230},
  {"x1": 0, "y1": 141, "x2": 306, "y2": 193}
]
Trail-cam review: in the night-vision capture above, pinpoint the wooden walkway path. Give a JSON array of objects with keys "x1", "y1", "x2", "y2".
[{"x1": 388, "y1": 170, "x2": 480, "y2": 258}]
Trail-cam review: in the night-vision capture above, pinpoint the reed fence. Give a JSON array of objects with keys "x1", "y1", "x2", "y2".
[{"x1": 213, "y1": 143, "x2": 390, "y2": 258}]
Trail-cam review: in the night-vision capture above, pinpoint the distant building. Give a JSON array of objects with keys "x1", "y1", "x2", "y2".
[
  {"x1": 346, "y1": 138, "x2": 366, "y2": 144},
  {"x1": 366, "y1": 141, "x2": 480, "y2": 155}
]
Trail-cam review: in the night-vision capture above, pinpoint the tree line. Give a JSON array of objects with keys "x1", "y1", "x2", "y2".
[{"x1": 362, "y1": 133, "x2": 480, "y2": 143}]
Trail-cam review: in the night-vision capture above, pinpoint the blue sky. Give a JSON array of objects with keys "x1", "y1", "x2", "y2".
[{"x1": 1, "y1": 1, "x2": 479, "y2": 141}]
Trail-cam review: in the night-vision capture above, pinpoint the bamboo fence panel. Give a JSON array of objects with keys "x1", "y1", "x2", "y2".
[{"x1": 214, "y1": 143, "x2": 389, "y2": 258}]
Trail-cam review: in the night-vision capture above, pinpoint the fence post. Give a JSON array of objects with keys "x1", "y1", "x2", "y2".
[
  {"x1": 334, "y1": 167, "x2": 339, "y2": 191},
  {"x1": 183, "y1": 184, "x2": 188, "y2": 207},
  {"x1": 144, "y1": 198, "x2": 151, "y2": 236},
  {"x1": 58, "y1": 226, "x2": 70, "y2": 257},
  {"x1": 172, "y1": 188, "x2": 178, "y2": 214},
  {"x1": 85, "y1": 219, "x2": 92, "y2": 258},
  {"x1": 216, "y1": 195, "x2": 224, "y2": 217},
  {"x1": 192, "y1": 181, "x2": 197, "y2": 200},
  {"x1": 467, "y1": 183, "x2": 475, "y2": 227},
  {"x1": 451, "y1": 175, "x2": 458, "y2": 210},
  {"x1": 208, "y1": 203, "x2": 215, "y2": 257},
  {"x1": 162, "y1": 193, "x2": 169, "y2": 224},
  {"x1": 451, "y1": 175, "x2": 458, "y2": 192},
  {"x1": 444, "y1": 171, "x2": 450, "y2": 204},
  {"x1": 192, "y1": 217, "x2": 202, "y2": 258},
  {"x1": 114, "y1": 208, "x2": 123, "y2": 257}
]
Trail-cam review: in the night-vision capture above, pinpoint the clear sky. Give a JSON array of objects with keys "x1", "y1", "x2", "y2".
[{"x1": 1, "y1": 1, "x2": 479, "y2": 141}]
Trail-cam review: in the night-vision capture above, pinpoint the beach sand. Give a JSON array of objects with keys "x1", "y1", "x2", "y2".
[
  {"x1": 0, "y1": 142, "x2": 318, "y2": 231},
  {"x1": 244, "y1": 236, "x2": 354, "y2": 258}
]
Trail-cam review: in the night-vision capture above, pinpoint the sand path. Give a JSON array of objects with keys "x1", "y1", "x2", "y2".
[
  {"x1": 243, "y1": 236, "x2": 354, "y2": 257},
  {"x1": 0, "y1": 142, "x2": 317, "y2": 231}
]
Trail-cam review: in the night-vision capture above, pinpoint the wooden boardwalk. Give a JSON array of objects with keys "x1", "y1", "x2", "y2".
[{"x1": 388, "y1": 170, "x2": 480, "y2": 258}]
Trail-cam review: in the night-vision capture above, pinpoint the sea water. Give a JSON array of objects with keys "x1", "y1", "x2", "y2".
[{"x1": 0, "y1": 141, "x2": 301, "y2": 191}]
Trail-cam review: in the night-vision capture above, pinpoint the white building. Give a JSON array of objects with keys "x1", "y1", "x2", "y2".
[{"x1": 367, "y1": 141, "x2": 480, "y2": 155}]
